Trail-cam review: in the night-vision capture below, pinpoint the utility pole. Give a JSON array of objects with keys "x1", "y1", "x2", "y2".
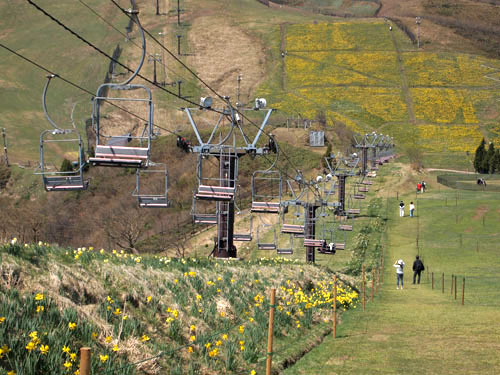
[
  {"x1": 177, "y1": 80, "x2": 183, "y2": 98},
  {"x1": 236, "y1": 74, "x2": 242, "y2": 108},
  {"x1": 177, "y1": 35, "x2": 182, "y2": 55},
  {"x1": 416, "y1": 17, "x2": 421, "y2": 49},
  {"x1": 148, "y1": 54, "x2": 161, "y2": 85},
  {"x1": 1, "y1": 128, "x2": 8, "y2": 167},
  {"x1": 158, "y1": 32, "x2": 167, "y2": 85},
  {"x1": 177, "y1": 0, "x2": 181, "y2": 25},
  {"x1": 155, "y1": 0, "x2": 160, "y2": 15}
]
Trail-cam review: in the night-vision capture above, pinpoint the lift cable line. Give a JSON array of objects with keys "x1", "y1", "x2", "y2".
[
  {"x1": 76, "y1": 0, "x2": 196, "y2": 87},
  {"x1": 30, "y1": 0, "x2": 306, "y2": 184},
  {"x1": 0, "y1": 41, "x2": 186, "y2": 140},
  {"x1": 109, "y1": 0, "x2": 307, "y2": 181},
  {"x1": 0, "y1": 41, "x2": 307, "y2": 198},
  {"x1": 25, "y1": 0, "x2": 224, "y2": 114}
]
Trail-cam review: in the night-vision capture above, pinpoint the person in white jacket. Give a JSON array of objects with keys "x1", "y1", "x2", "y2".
[{"x1": 393, "y1": 259, "x2": 405, "y2": 289}]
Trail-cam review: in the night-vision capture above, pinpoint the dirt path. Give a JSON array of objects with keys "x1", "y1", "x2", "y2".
[
  {"x1": 388, "y1": 21, "x2": 416, "y2": 124},
  {"x1": 425, "y1": 168, "x2": 475, "y2": 174}
]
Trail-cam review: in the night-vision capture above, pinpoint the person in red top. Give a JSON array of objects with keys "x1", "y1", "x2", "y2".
[{"x1": 417, "y1": 183, "x2": 422, "y2": 193}]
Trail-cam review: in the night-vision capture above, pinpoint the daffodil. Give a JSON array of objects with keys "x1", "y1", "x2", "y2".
[
  {"x1": 105, "y1": 336, "x2": 112, "y2": 343},
  {"x1": 40, "y1": 345, "x2": 49, "y2": 355},
  {"x1": 189, "y1": 335, "x2": 196, "y2": 342},
  {"x1": 141, "y1": 335, "x2": 150, "y2": 342},
  {"x1": 35, "y1": 293, "x2": 44, "y2": 301},
  {"x1": 112, "y1": 344, "x2": 120, "y2": 352},
  {"x1": 64, "y1": 362, "x2": 72, "y2": 369},
  {"x1": 68, "y1": 322, "x2": 77, "y2": 330},
  {"x1": 100, "y1": 354, "x2": 109, "y2": 363},
  {"x1": 187, "y1": 346, "x2": 193, "y2": 353},
  {"x1": 36, "y1": 305, "x2": 44, "y2": 313},
  {"x1": 62, "y1": 345, "x2": 71, "y2": 353},
  {"x1": 70, "y1": 352, "x2": 77, "y2": 361},
  {"x1": 0, "y1": 317, "x2": 5, "y2": 324}
]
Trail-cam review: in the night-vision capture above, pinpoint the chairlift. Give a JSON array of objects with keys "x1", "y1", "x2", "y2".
[
  {"x1": 194, "y1": 148, "x2": 238, "y2": 201},
  {"x1": 256, "y1": 221, "x2": 277, "y2": 250},
  {"x1": 277, "y1": 233, "x2": 294, "y2": 255},
  {"x1": 191, "y1": 197, "x2": 218, "y2": 225},
  {"x1": 281, "y1": 205, "x2": 305, "y2": 235},
  {"x1": 345, "y1": 193, "x2": 361, "y2": 216},
  {"x1": 89, "y1": 6, "x2": 153, "y2": 168},
  {"x1": 133, "y1": 163, "x2": 169, "y2": 207},
  {"x1": 38, "y1": 75, "x2": 88, "y2": 192},
  {"x1": 234, "y1": 216, "x2": 253, "y2": 242},
  {"x1": 39, "y1": 129, "x2": 89, "y2": 192},
  {"x1": 251, "y1": 169, "x2": 282, "y2": 213}
]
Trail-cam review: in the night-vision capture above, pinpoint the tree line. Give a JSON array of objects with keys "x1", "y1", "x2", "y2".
[{"x1": 473, "y1": 138, "x2": 500, "y2": 174}]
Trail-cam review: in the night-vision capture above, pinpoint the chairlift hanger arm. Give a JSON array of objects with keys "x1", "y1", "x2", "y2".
[{"x1": 42, "y1": 75, "x2": 63, "y2": 131}]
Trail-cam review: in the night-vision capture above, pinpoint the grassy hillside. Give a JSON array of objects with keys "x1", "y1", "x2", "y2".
[
  {"x1": 282, "y1": 163, "x2": 500, "y2": 374},
  {"x1": 256, "y1": 18, "x2": 500, "y2": 167},
  {"x1": 0, "y1": 242, "x2": 361, "y2": 374}
]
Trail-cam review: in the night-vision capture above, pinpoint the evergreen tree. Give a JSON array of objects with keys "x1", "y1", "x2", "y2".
[
  {"x1": 60, "y1": 158, "x2": 73, "y2": 172},
  {"x1": 473, "y1": 138, "x2": 486, "y2": 173},
  {"x1": 494, "y1": 149, "x2": 500, "y2": 174},
  {"x1": 485, "y1": 142, "x2": 495, "y2": 174}
]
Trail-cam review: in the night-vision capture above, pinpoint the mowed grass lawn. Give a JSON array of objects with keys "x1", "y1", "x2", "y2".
[{"x1": 283, "y1": 181, "x2": 500, "y2": 374}]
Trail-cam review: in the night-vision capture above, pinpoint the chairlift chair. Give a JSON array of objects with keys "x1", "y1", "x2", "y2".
[
  {"x1": 233, "y1": 216, "x2": 253, "y2": 242},
  {"x1": 39, "y1": 129, "x2": 89, "y2": 192},
  {"x1": 191, "y1": 197, "x2": 218, "y2": 225},
  {"x1": 256, "y1": 222, "x2": 277, "y2": 250},
  {"x1": 194, "y1": 148, "x2": 237, "y2": 201},
  {"x1": 89, "y1": 84, "x2": 153, "y2": 168},
  {"x1": 251, "y1": 169, "x2": 282, "y2": 214},
  {"x1": 89, "y1": 7, "x2": 154, "y2": 168},
  {"x1": 277, "y1": 233, "x2": 294, "y2": 255},
  {"x1": 38, "y1": 75, "x2": 88, "y2": 191},
  {"x1": 133, "y1": 163, "x2": 169, "y2": 207},
  {"x1": 281, "y1": 205, "x2": 305, "y2": 235}
]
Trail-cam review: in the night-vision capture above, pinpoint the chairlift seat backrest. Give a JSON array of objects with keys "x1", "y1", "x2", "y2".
[
  {"x1": 138, "y1": 196, "x2": 169, "y2": 208},
  {"x1": 339, "y1": 224, "x2": 353, "y2": 231},
  {"x1": 44, "y1": 176, "x2": 88, "y2": 192},
  {"x1": 258, "y1": 243, "x2": 277, "y2": 250},
  {"x1": 277, "y1": 249, "x2": 293, "y2": 255},
  {"x1": 251, "y1": 201, "x2": 281, "y2": 213},
  {"x1": 359, "y1": 187, "x2": 369, "y2": 192},
  {"x1": 304, "y1": 238, "x2": 325, "y2": 247},
  {"x1": 361, "y1": 181, "x2": 373, "y2": 185},
  {"x1": 354, "y1": 194, "x2": 365, "y2": 199},
  {"x1": 335, "y1": 243, "x2": 345, "y2": 250},
  {"x1": 90, "y1": 145, "x2": 149, "y2": 168},
  {"x1": 193, "y1": 214, "x2": 218, "y2": 225},
  {"x1": 281, "y1": 224, "x2": 304, "y2": 234},
  {"x1": 347, "y1": 209, "x2": 361, "y2": 215},
  {"x1": 234, "y1": 233, "x2": 252, "y2": 241},
  {"x1": 195, "y1": 185, "x2": 235, "y2": 201}
]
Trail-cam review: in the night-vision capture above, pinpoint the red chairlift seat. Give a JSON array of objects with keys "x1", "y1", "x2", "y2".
[
  {"x1": 251, "y1": 201, "x2": 281, "y2": 213},
  {"x1": 195, "y1": 185, "x2": 235, "y2": 201}
]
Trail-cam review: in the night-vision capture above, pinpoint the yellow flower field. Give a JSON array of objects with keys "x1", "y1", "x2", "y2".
[{"x1": 417, "y1": 124, "x2": 483, "y2": 153}]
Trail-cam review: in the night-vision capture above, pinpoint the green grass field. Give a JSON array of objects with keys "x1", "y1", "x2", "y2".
[{"x1": 281, "y1": 166, "x2": 500, "y2": 374}]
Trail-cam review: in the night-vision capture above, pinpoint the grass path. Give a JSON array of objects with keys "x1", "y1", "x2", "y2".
[{"x1": 283, "y1": 187, "x2": 500, "y2": 374}]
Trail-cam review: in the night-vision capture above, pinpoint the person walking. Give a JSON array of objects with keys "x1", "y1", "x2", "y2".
[
  {"x1": 412, "y1": 255, "x2": 425, "y2": 284},
  {"x1": 409, "y1": 201, "x2": 415, "y2": 217},
  {"x1": 399, "y1": 201, "x2": 405, "y2": 217},
  {"x1": 393, "y1": 259, "x2": 405, "y2": 289}
]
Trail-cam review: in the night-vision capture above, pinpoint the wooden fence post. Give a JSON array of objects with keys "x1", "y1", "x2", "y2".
[
  {"x1": 79, "y1": 347, "x2": 91, "y2": 375},
  {"x1": 432, "y1": 272, "x2": 434, "y2": 289},
  {"x1": 462, "y1": 278, "x2": 465, "y2": 305},
  {"x1": 333, "y1": 275, "x2": 337, "y2": 338},
  {"x1": 451, "y1": 275, "x2": 454, "y2": 295},
  {"x1": 266, "y1": 288, "x2": 276, "y2": 375},
  {"x1": 454, "y1": 276, "x2": 457, "y2": 300},
  {"x1": 362, "y1": 265, "x2": 366, "y2": 311},
  {"x1": 442, "y1": 273, "x2": 444, "y2": 293}
]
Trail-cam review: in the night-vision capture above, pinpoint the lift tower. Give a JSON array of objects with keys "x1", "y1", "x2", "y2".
[{"x1": 185, "y1": 97, "x2": 273, "y2": 258}]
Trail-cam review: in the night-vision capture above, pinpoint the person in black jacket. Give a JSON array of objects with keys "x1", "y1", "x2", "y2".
[{"x1": 412, "y1": 255, "x2": 425, "y2": 284}]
